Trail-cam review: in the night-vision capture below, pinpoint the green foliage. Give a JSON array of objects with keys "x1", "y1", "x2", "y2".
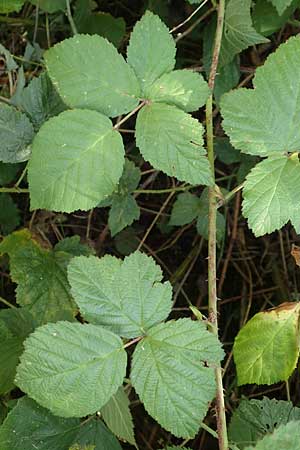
[
  {"x1": 136, "y1": 103, "x2": 212, "y2": 185},
  {"x1": 269, "y1": 0, "x2": 294, "y2": 14},
  {"x1": 45, "y1": 34, "x2": 140, "y2": 117},
  {"x1": 219, "y1": 0, "x2": 268, "y2": 67},
  {"x1": 20, "y1": 72, "x2": 66, "y2": 131},
  {"x1": 28, "y1": 0, "x2": 65, "y2": 13},
  {"x1": 244, "y1": 421, "x2": 300, "y2": 450},
  {"x1": 70, "y1": 419, "x2": 122, "y2": 450},
  {"x1": 0, "y1": 397, "x2": 80, "y2": 450},
  {"x1": 106, "y1": 159, "x2": 141, "y2": 236},
  {"x1": 229, "y1": 397, "x2": 300, "y2": 448},
  {"x1": 101, "y1": 387, "x2": 136, "y2": 445},
  {"x1": 169, "y1": 190, "x2": 226, "y2": 245},
  {"x1": 0, "y1": 229, "x2": 91, "y2": 323},
  {"x1": 74, "y1": 0, "x2": 126, "y2": 47},
  {"x1": 127, "y1": 11, "x2": 176, "y2": 93},
  {"x1": 0, "y1": 0, "x2": 24, "y2": 13},
  {"x1": 0, "y1": 103, "x2": 34, "y2": 163},
  {"x1": 233, "y1": 302, "x2": 300, "y2": 385},
  {"x1": 68, "y1": 251, "x2": 172, "y2": 338},
  {"x1": 28, "y1": 109, "x2": 125, "y2": 212},
  {"x1": 131, "y1": 318, "x2": 224, "y2": 438},
  {"x1": 144, "y1": 69, "x2": 210, "y2": 112},
  {"x1": 0, "y1": 308, "x2": 35, "y2": 394},
  {"x1": 252, "y1": 0, "x2": 299, "y2": 36},
  {"x1": 0, "y1": 194, "x2": 20, "y2": 234},
  {"x1": 15, "y1": 321, "x2": 127, "y2": 417}
]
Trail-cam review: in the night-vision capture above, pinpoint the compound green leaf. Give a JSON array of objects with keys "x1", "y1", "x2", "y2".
[
  {"x1": 219, "y1": 0, "x2": 268, "y2": 67},
  {"x1": 0, "y1": 397, "x2": 80, "y2": 450},
  {"x1": 229, "y1": 397, "x2": 300, "y2": 449},
  {"x1": 45, "y1": 34, "x2": 139, "y2": 117},
  {"x1": 144, "y1": 70, "x2": 210, "y2": 112},
  {"x1": 0, "y1": 0, "x2": 24, "y2": 12},
  {"x1": 131, "y1": 318, "x2": 224, "y2": 438},
  {"x1": 244, "y1": 421, "x2": 300, "y2": 450},
  {"x1": 109, "y1": 195, "x2": 140, "y2": 236},
  {"x1": 20, "y1": 72, "x2": 66, "y2": 131},
  {"x1": 0, "y1": 194, "x2": 20, "y2": 234},
  {"x1": 71, "y1": 418, "x2": 122, "y2": 450},
  {"x1": 28, "y1": 109, "x2": 125, "y2": 213},
  {"x1": 221, "y1": 36, "x2": 300, "y2": 157},
  {"x1": 233, "y1": 302, "x2": 300, "y2": 385},
  {"x1": 127, "y1": 11, "x2": 176, "y2": 93},
  {"x1": 16, "y1": 322, "x2": 127, "y2": 417},
  {"x1": 29, "y1": 0, "x2": 65, "y2": 12},
  {"x1": 68, "y1": 251, "x2": 172, "y2": 338},
  {"x1": 136, "y1": 103, "x2": 212, "y2": 186},
  {"x1": 0, "y1": 308, "x2": 35, "y2": 394},
  {"x1": 101, "y1": 387, "x2": 136, "y2": 445},
  {"x1": 169, "y1": 192, "x2": 201, "y2": 226},
  {"x1": 0, "y1": 103, "x2": 34, "y2": 163},
  {"x1": 269, "y1": 0, "x2": 293, "y2": 14},
  {"x1": 242, "y1": 155, "x2": 300, "y2": 236},
  {"x1": 0, "y1": 229, "x2": 77, "y2": 324}
]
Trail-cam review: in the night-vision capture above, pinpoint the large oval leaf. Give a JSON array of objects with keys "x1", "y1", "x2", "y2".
[
  {"x1": 233, "y1": 302, "x2": 300, "y2": 385},
  {"x1": 15, "y1": 322, "x2": 127, "y2": 417},
  {"x1": 245, "y1": 420, "x2": 300, "y2": 450},
  {"x1": 45, "y1": 34, "x2": 140, "y2": 117},
  {"x1": 130, "y1": 318, "x2": 224, "y2": 438},
  {"x1": 28, "y1": 109, "x2": 125, "y2": 213},
  {"x1": 135, "y1": 103, "x2": 212, "y2": 186}
]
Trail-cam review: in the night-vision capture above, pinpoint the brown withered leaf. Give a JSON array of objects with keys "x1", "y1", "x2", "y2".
[{"x1": 291, "y1": 244, "x2": 300, "y2": 267}]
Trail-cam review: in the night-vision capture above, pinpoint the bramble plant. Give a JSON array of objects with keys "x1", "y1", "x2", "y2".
[{"x1": 1, "y1": 1, "x2": 300, "y2": 450}]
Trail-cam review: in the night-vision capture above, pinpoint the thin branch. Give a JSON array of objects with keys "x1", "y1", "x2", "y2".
[
  {"x1": 170, "y1": 0, "x2": 210, "y2": 34},
  {"x1": 113, "y1": 101, "x2": 146, "y2": 130},
  {"x1": 65, "y1": 0, "x2": 78, "y2": 35}
]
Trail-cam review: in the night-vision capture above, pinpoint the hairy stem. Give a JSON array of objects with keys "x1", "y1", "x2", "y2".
[{"x1": 205, "y1": 1, "x2": 228, "y2": 449}]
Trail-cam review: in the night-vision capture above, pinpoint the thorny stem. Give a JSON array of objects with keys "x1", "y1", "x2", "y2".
[{"x1": 205, "y1": 1, "x2": 228, "y2": 450}]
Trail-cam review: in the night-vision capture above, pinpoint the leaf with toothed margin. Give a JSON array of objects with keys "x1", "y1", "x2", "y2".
[
  {"x1": 135, "y1": 103, "x2": 212, "y2": 186},
  {"x1": 130, "y1": 318, "x2": 224, "y2": 438}
]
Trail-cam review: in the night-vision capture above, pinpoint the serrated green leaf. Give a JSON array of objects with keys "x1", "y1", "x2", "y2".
[
  {"x1": 20, "y1": 72, "x2": 66, "y2": 131},
  {"x1": 68, "y1": 251, "x2": 172, "y2": 338},
  {"x1": 45, "y1": 34, "x2": 139, "y2": 117},
  {"x1": 214, "y1": 137, "x2": 241, "y2": 165},
  {"x1": 28, "y1": 109, "x2": 125, "y2": 213},
  {"x1": 269, "y1": 0, "x2": 293, "y2": 14},
  {"x1": 131, "y1": 318, "x2": 224, "y2": 438},
  {"x1": 101, "y1": 387, "x2": 136, "y2": 445},
  {"x1": 136, "y1": 103, "x2": 212, "y2": 186},
  {"x1": 242, "y1": 155, "x2": 300, "y2": 236},
  {"x1": 109, "y1": 195, "x2": 140, "y2": 236},
  {"x1": 117, "y1": 159, "x2": 141, "y2": 195},
  {"x1": 0, "y1": 194, "x2": 20, "y2": 234},
  {"x1": 0, "y1": 229, "x2": 77, "y2": 324},
  {"x1": 114, "y1": 227, "x2": 139, "y2": 256},
  {"x1": 16, "y1": 322, "x2": 127, "y2": 417},
  {"x1": 0, "y1": 308, "x2": 35, "y2": 394},
  {"x1": 127, "y1": 11, "x2": 176, "y2": 92},
  {"x1": 214, "y1": 59, "x2": 240, "y2": 104},
  {"x1": 71, "y1": 418, "x2": 122, "y2": 450},
  {"x1": 233, "y1": 302, "x2": 300, "y2": 385},
  {"x1": 169, "y1": 192, "x2": 201, "y2": 226},
  {"x1": 54, "y1": 236, "x2": 93, "y2": 257},
  {"x1": 0, "y1": 397, "x2": 80, "y2": 450},
  {"x1": 144, "y1": 70, "x2": 210, "y2": 112},
  {"x1": 244, "y1": 421, "x2": 300, "y2": 450},
  {"x1": 0, "y1": 103, "x2": 33, "y2": 163},
  {"x1": 219, "y1": 0, "x2": 268, "y2": 67},
  {"x1": 229, "y1": 397, "x2": 300, "y2": 449},
  {"x1": 29, "y1": 0, "x2": 65, "y2": 12},
  {"x1": 221, "y1": 36, "x2": 300, "y2": 157},
  {"x1": 0, "y1": 0, "x2": 24, "y2": 12}
]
